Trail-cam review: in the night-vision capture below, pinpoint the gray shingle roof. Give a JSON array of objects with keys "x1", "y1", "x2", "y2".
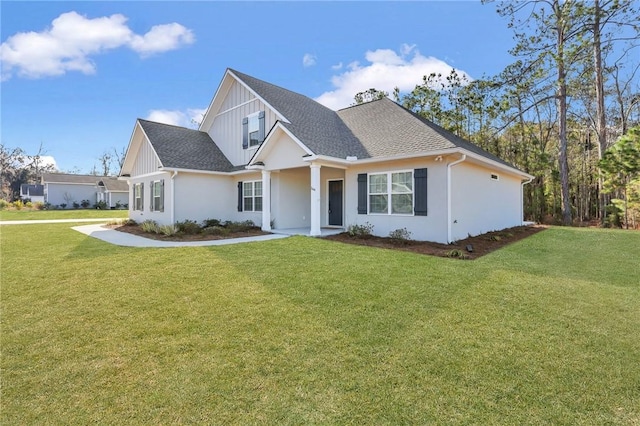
[
  {"x1": 98, "y1": 178, "x2": 129, "y2": 192},
  {"x1": 337, "y1": 98, "x2": 517, "y2": 168},
  {"x1": 42, "y1": 173, "x2": 102, "y2": 185},
  {"x1": 230, "y1": 69, "x2": 370, "y2": 159},
  {"x1": 138, "y1": 119, "x2": 234, "y2": 172}
]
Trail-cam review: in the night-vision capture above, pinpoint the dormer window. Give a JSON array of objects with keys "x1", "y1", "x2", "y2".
[{"x1": 242, "y1": 111, "x2": 265, "y2": 149}]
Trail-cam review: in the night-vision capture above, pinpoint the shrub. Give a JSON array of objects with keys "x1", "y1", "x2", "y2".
[
  {"x1": 488, "y1": 235, "x2": 502, "y2": 241},
  {"x1": 389, "y1": 227, "x2": 412, "y2": 242},
  {"x1": 347, "y1": 222, "x2": 374, "y2": 238},
  {"x1": 34, "y1": 202, "x2": 45, "y2": 210},
  {"x1": 81, "y1": 199, "x2": 91, "y2": 208},
  {"x1": 159, "y1": 225, "x2": 178, "y2": 236},
  {"x1": 141, "y1": 220, "x2": 159, "y2": 233},
  {"x1": 121, "y1": 219, "x2": 137, "y2": 226},
  {"x1": 203, "y1": 226, "x2": 230, "y2": 236},
  {"x1": 176, "y1": 220, "x2": 202, "y2": 234},
  {"x1": 202, "y1": 218, "x2": 221, "y2": 228},
  {"x1": 94, "y1": 201, "x2": 108, "y2": 210},
  {"x1": 13, "y1": 200, "x2": 24, "y2": 210},
  {"x1": 446, "y1": 249, "x2": 469, "y2": 260},
  {"x1": 0, "y1": 199, "x2": 8, "y2": 210},
  {"x1": 60, "y1": 203, "x2": 67, "y2": 209},
  {"x1": 25, "y1": 201, "x2": 34, "y2": 209},
  {"x1": 224, "y1": 220, "x2": 255, "y2": 232},
  {"x1": 72, "y1": 202, "x2": 80, "y2": 209}
]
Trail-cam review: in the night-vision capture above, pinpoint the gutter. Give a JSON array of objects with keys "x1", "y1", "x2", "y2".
[
  {"x1": 521, "y1": 176, "x2": 534, "y2": 225},
  {"x1": 170, "y1": 170, "x2": 178, "y2": 224},
  {"x1": 447, "y1": 154, "x2": 466, "y2": 244}
]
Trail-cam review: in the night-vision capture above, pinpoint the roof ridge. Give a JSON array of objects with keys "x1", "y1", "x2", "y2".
[
  {"x1": 336, "y1": 97, "x2": 391, "y2": 112},
  {"x1": 137, "y1": 118, "x2": 205, "y2": 133}
]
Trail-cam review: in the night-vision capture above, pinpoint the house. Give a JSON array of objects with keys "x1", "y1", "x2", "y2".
[
  {"x1": 120, "y1": 69, "x2": 533, "y2": 243},
  {"x1": 41, "y1": 173, "x2": 128, "y2": 209},
  {"x1": 19, "y1": 184, "x2": 45, "y2": 203}
]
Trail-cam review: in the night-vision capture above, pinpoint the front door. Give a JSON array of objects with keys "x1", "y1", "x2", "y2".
[{"x1": 328, "y1": 180, "x2": 343, "y2": 226}]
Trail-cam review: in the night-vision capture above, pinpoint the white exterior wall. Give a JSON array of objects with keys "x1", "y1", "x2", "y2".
[
  {"x1": 133, "y1": 138, "x2": 162, "y2": 176},
  {"x1": 128, "y1": 172, "x2": 173, "y2": 224},
  {"x1": 174, "y1": 173, "x2": 236, "y2": 224},
  {"x1": 450, "y1": 162, "x2": 523, "y2": 241},
  {"x1": 108, "y1": 192, "x2": 129, "y2": 208},
  {"x1": 344, "y1": 158, "x2": 449, "y2": 244},
  {"x1": 207, "y1": 81, "x2": 279, "y2": 167},
  {"x1": 271, "y1": 168, "x2": 310, "y2": 229},
  {"x1": 228, "y1": 172, "x2": 263, "y2": 226},
  {"x1": 46, "y1": 183, "x2": 97, "y2": 207}
]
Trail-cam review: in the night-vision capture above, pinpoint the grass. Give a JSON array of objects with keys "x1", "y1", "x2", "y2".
[
  {"x1": 0, "y1": 209, "x2": 127, "y2": 221},
  {"x1": 1, "y1": 225, "x2": 639, "y2": 424}
]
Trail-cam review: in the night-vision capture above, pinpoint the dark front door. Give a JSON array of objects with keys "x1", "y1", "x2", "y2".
[{"x1": 328, "y1": 180, "x2": 343, "y2": 226}]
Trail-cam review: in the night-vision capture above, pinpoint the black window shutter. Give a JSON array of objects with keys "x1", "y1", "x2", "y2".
[
  {"x1": 237, "y1": 181, "x2": 243, "y2": 212},
  {"x1": 414, "y1": 168, "x2": 428, "y2": 216},
  {"x1": 357, "y1": 173, "x2": 367, "y2": 214},
  {"x1": 150, "y1": 181, "x2": 154, "y2": 212},
  {"x1": 141, "y1": 183, "x2": 144, "y2": 211},
  {"x1": 242, "y1": 117, "x2": 249, "y2": 149},
  {"x1": 160, "y1": 180, "x2": 164, "y2": 212},
  {"x1": 258, "y1": 111, "x2": 265, "y2": 143}
]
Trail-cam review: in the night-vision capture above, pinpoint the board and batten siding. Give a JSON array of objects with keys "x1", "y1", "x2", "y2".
[
  {"x1": 207, "y1": 80, "x2": 278, "y2": 167},
  {"x1": 132, "y1": 139, "x2": 162, "y2": 176}
]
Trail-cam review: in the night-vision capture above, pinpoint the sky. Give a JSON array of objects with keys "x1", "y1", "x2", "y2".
[{"x1": 1, "y1": 1, "x2": 519, "y2": 174}]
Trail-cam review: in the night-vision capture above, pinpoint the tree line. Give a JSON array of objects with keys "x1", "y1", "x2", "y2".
[{"x1": 356, "y1": 0, "x2": 640, "y2": 228}]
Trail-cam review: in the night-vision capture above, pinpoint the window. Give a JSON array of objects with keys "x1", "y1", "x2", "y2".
[
  {"x1": 247, "y1": 112, "x2": 260, "y2": 147},
  {"x1": 150, "y1": 180, "x2": 164, "y2": 212},
  {"x1": 368, "y1": 171, "x2": 413, "y2": 215},
  {"x1": 490, "y1": 173, "x2": 499, "y2": 181},
  {"x1": 133, "y1": 183, "x2": 143, "y2": 211},
  {"x1": 243, "y1": 181, "x2": 262, "y2": 212}
]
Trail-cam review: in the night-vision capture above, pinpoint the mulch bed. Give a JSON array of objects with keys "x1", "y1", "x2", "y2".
[
  {"x1": 109, "y1": 222, "x2": 546, "y2": 259},
  {"x1": 107, "y1": 224, "x2": 270, "y2": 241},
  {"x1": 323, "y1": 225, "x2": 547, "y2": 260}
]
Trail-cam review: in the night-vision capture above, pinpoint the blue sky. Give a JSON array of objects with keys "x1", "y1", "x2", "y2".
[{"x1": 1, "y1": 1, "x2": 517, "y2": 173}]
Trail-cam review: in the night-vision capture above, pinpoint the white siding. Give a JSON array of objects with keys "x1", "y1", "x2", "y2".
[
  {"x1": 132, "y1": 139, "x2": 161, "y2": 176},
  {"x1": 207, "y1": 81, "x2": 279, "y2": 167},
  {"x1": 228, "y1": 172, "x2": 263, "y2": 226},
  {"x1": 344, "y1": 159, "x2": 449, "y2": 244},
  {"x1": 128, "y1": 172, "x2": 173, "y2": 224},
  {"x1": 108, "y1": 192, "x2": 129, "y2": 208},
  {"x1": 46, "y1": 183, "x2": 97, "y2": 207},
  {"x1": 261, "y1": 131, "x2": 308, "y2": 170},
  {"x1": 271, "y1": 168, "x2": 310, "y2": 229},
  {"x1": 174, "y1": 173, "x2": 236, "y2": 224},
  {"x1": 450, "y1": 162, "x2": 522, "y2": 241}
]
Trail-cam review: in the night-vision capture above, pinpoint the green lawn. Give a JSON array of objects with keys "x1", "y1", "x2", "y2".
[
  {"x1": 0, "y1": 209, "x2": 127, "y2": 221},
  {"x1": 1, "y1": 225, "x2": 639, "y2": 424}
]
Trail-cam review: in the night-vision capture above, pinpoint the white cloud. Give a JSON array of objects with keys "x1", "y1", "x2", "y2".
[
  {"x1": 0, "y1": 11, "x2": 195, "y2": 80},
  {"x1": 146, "y1": 108, "x2": 206, "y2": 128},
  {"x1": 315, "y1": 45, "x2": 472, "y2": 110},
  {"x1": 302, "y1": 53, "x2": 316, "y2": 67},
  {"x1": 39, "y1": 155, "x2": 58, "y2": 170},
  {"x1": 331, "y1": 62, "x2": 343, "y2": 70}
]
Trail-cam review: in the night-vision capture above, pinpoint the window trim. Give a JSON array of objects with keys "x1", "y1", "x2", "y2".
[
  {"x1": 150, "y1": 180, "x2": 164, "y2": 212},
  {"x1": 242, "y1": 180, "x2": 263, "y2": 212},
  {"x1": 247, "y1": 111, "x2": 261, "y2": 148},
  {"x1": 367, "y1": 170, "x2": 414, "y2": 216},
  {"x1": 133, "y1": 182, "x2": 143, "y2": 211}
]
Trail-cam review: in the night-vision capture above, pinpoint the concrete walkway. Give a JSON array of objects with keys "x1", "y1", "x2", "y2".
[
  {"x1": 0, "y1": 218, "x2": 123, "y2": 226},
  {"x1": 72, "y1": 223, "x2": 290, "y2": 248}
]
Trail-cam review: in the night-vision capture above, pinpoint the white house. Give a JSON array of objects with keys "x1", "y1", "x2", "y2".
[
  {"x1": 120, "y1": 69, "x2": 533, "y2": 243},
  {"x1": 41, "y1": 173, "x2": 129, "y2": 209},
  {"x1": 19, "y1": 184, "x2": 45, "y2": 203}
]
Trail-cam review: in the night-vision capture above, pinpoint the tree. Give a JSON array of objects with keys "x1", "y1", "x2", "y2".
[
  {"x1": 353, "y1": 88, "x2": 388, "y2": 105},
  {"x1": 599, "y1": 127, "x2": 640, "y2": 228},
  {"x1": 0, "y1": 143, "x2": 55, "y2": 201}
]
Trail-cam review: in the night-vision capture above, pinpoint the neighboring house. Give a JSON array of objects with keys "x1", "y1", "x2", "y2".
[
  {"x1": 19, "y1": 184, "x2": 45, "y2": 203},
  {"x1": 120, "y1": 69, "x2": 533, "y2": 243},
  {"x1": 41, "y1": 173, "x2": 129, "y2": 208}
]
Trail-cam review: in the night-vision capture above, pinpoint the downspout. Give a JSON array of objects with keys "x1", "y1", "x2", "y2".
[
  {"x1": 170, "y1": 171, "x2": 178, "y2": 224},
  {"x1": 447, "y1": 154, "x2": 466, "y2": 244},
  {"x1": 521, "y1": 176, "x2": 533, "y2": 225}
]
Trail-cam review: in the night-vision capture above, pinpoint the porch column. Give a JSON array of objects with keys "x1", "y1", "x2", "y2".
[
  {"x1": 261, "y1": 170, "x2": 271, "y2": 231},
  {"x1": 310, "y1": 164, "x2": 321, "y2": 236}
]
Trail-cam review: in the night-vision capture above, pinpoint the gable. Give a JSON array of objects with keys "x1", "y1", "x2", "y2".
[
  {"x1": 251, "y1": 126, "x2": 311, "y2": 170},
  {"x1": 121, "y1": 122, "x2": 163, "y2": 177}
]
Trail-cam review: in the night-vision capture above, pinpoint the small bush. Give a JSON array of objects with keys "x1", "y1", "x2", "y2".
[
  {"x1": 72, "y1": 202, "x2": 80, "y2": 209},
  {"x1": 141, "y1": 220, "x2": 159, "y2": 233},
  {"x1": 203, "y1": 226, "x2": 230, "y2": 236},
  {"x1": 176, "y1": 220, "x2": 202, "y2": 234},
  {"x1": 202, "y1": 218, "x2": 221, "y2": 228},
  {"x1": 94, "y1": 201, "x2": 108, "y2": 210},
  {"x1": 347, "y1": 222, "x2": 374, "y2": 238},
  {"x1": 159, "y1": 225, "x2": 178, "y2": 236},
  {"x1": 12, "y1": 200, "x2": 24, "y2": 210},
  {"x1": 488, "y1": 235, "x2": 502, "y2": 241},
  {"x1": 0, "y1": 199, "x2": 9, "y2": 210},
  {"x1": 446, "y1": 249, "x2": 469, "y2": 260},
  {"x1": 224, "y1": 220, "x2": 255, "y2": 232},
  {"x1": 81, "y1": 199, "x2": 91, "y2": 208},
  {"x1": 389, "y1": 227, "x2": 412, "y2": 242},
  {"x1": 33, "y1": 202, "x2": 45, "y2": 210},
  {"x1": 121, "y1": 219, "x2": 137, "y2": 226},
  {"x1": 60, "y1": 203, "x2": 67, "y2": 209},
  {"x1": 25, "y1": 201, "x2": 33, "y2": 209}
]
